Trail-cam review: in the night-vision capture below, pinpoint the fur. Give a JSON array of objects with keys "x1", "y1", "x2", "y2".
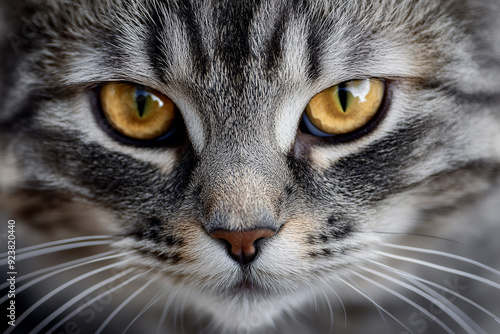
[{"x1": 1, "y1": 0, "x2": 499, "y2": 333}]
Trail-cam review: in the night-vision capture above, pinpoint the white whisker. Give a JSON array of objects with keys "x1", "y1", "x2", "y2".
[
  {"x1": 123, "y1": 285, "x2": 170, "y2": 334},
  {"x1": 0, "y1": 251, "x2": 134, "y2": 305},
  {"x1": 319, "y1": 287, "x2": 334, "y2": 332},
  {"x1": 157, "y1": 288, "x2": 180, "y2": 334},
  {"x1": 409, "y1": 276, "x2": 486, "y2": 334},
  {"x1": 95, "y1": 273, "x2": 156, "y2": 334},
  {"x1": 375, "y1": 302, "x2": 389, "y2": 326},
  {"x1": 0, "y1": 250, "x2": 118, "y2": 290},
  {"x1": 337, "y1": 277, "x2": 414, "y2": 334},
  {"x1": 44, "y1": 268, "x2": 149, "y2": 334},
  {"x1": 380, "y1": 243, "x2": 500, "y2": 276},
  {"x1": 351, "y1": 280, "x2": 387, "y2": 326},
  {"x1": 354, "y1": 271, "x2": 454, "y2": 334},
  {"x1": 370, "y1": 259, "x2": 500, "y2": 323},
  {"x1": 320, "y1": 278, "x2": 347, "y2": 327},
  {"x1": 362, "y1": 267, "x2": 484, "y2": 334},
  {"x1": 199, "y1": 317, "x2": 217, "y2": 334},
  {"x1": 375, "y1": 251, "x2": 500, "y2": 289},
  {"x1": 304, "y1": 280, "x2": 318, "y2": 312},
  {"x1": 370, "y1": 231, "x2": 462, "y2": 245},
  {"x1": 0, "y1": 235, "x2": 115, "y2": 259},
  {"x1": 0, "y1": 240, "x2": 115, "y2": 265},
  {"x1": 178, "y1": 286, "x2": 189, "y2": 334},
  {"x1": 6, "y1": 261, "x2": 128, "y2": 334}
]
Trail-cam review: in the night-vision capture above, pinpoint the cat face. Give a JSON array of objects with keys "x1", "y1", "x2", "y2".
[{"x1": 1, "y1": 0, "x2": 500, "y2": 333}]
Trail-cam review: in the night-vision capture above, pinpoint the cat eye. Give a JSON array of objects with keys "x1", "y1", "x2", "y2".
[
  {"x1": 99, "y1": 83, "x2": 178, "y2": 141},
  {"x1": 302, "y1": 78, "x2": 385, "y2": 137}
]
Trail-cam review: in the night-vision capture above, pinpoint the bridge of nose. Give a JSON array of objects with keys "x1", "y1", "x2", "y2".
[
  {"x1": 195, "y1": 144, "x2": 289, "y2": 263},
  {"x1": 200, "y1": 161, "x2": 285, "y2": 230}
]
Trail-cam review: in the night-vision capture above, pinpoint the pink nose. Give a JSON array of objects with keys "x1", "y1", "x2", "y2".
[{"x1": 210, "y1": 228, "x2": 276, "y2": 265}]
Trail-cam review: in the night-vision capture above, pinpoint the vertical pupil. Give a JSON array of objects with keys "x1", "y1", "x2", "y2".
[
  {"x1": 135, "y1": 87, "x2": 147, "y2": 117},
  {"x1": 338, "y1": 83, "x2": 347, "y2": 112}
]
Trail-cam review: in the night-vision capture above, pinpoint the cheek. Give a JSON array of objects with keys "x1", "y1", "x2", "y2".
[
  {"x1": 38, "y1": 97, "x2": 181, "y2": 173},
  {"x1": 166, "y1": 218, "x2": 234, "y2": 271},
  {"x1": 265, "y1": 214, "x2": 324, "y2": 264},
  {"x1": 279, "y1": 214, "x2": 323, "y2": 245},
  {"x1": 173, "y1": 222, "x2": 211, "y2": 262}
]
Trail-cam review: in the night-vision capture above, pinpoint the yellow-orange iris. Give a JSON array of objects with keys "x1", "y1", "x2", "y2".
[
  {"x1": 305, "y1": 79, "x2": 384, "y2": 135},
  {"x1": 100, "y1": 83, "x2": 176, "y2": 140}
]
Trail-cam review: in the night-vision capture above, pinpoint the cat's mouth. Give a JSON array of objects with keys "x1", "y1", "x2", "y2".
[
  {"x1": 230, "y1": 273, "x2": 267, "y2": 295},
  {"x1": 227, "y1": 269, "x2": 285, "y2": 297},
  {"x1": 235, "y1": 278, "x2": 254, "y2": 290}
]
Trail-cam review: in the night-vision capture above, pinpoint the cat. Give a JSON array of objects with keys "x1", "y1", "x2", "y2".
[{"x1": 1, "y1": 0, "x2": 500, "y2": 333}]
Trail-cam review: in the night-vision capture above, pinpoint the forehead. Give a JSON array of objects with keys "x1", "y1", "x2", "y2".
[{"x1": 34, "y1": 0, "x2": 455, "y2": 83}]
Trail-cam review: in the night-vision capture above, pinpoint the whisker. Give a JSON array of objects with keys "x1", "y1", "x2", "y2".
[
  {"x1": 348, "y1": 280, "x2": 390, "y2": 327},
  {"x1": 370, "y1": 259, "x2": 500, "y2": 323},
  {"x1": 0, "y1": 240, "x2": 115, "y2": 265},
  {"x1": 320, "y1": 278, "x2": 347, "y2": 327},
  {"x1": 0, "y1": 235, "x2": 115, "y2": 259},
  {"x1": 409, "y1": 276, "x2": 487, "y2": 334},
  {"x1": 380, "y1": 243, "x2": 500, "y2": 276},
  {"x1": 178, "y1": 286, "x2": 189, "y2": 334},
  {"x1": 95, "y1": 273, "x2": 156, "y2": 334},
  {"x1": 0, "y1": 251, "x2": 134, "y2": 305},
  {"x1": 337, "y1": 277, "x2": 414, "y2": 334},
  {"x1": 157, "y1": 287, "x2": 181, "y2": 334},
  {"x1": 362, "y1": 267, "x2": 484, "y2": 334},
  {"x1": 351, "y1": 279, "x2": 387, "y2": 326},
  {"x1": 354, "y1": 271, "x2": 454, "y2": 333},
  {"x1": 6, "y1": 260, "x2": 128, "y2": 334},
  {"x1": 304, "y1": 280, "x2": 318, "y2": 312},
  {"x1": 369, "y1": 231, "x2": 463, "y2": 245},
  {"x1": 375, "y1": 301, "x2": 389, "y2": 327},
  {"x1": 318, "y1": 287, "x2": 334, "y2": 332},
  {"x1": 199, "y1": 317, "x2": 217, "y2": 334},
  {"x1": 375, "y1": 251, "x2": 500, "y2": 289},
  {"x1": 123, "y1": 285, "x2": 170, "y2": 334},
  {"x1": 0, "y1": 250, "x2": 118, "y2": 289},
  {"x1": 44, "y1": 268, "x2": 149, "y2": 334}
]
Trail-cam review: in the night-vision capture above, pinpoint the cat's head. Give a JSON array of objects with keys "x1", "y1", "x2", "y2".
[{"x1": 1, "y1": 0, "x2": 500, "y2": 331}]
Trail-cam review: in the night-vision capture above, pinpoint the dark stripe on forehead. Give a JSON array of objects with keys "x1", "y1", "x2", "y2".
[
  {"x1": 264, "y1": 0, "x2": 308, "y2": 78},
  {"x1": 147, "y1": 6, "x2": 172, "y2": 82},
  {"x1": 177, "y1": 0, "x2": 210, "y2": 76},
  {"x1": 306, "y1": 12, "x2": 323, "y2": 81},
  {"x1": 214, "y1": 0, "x2": 261, "y2": 82},
  {"x1": 264, "y1": 6, "x2": 290, "y2": 75}
]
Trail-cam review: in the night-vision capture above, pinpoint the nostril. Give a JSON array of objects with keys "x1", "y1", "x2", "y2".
[
  {"x1": 210, "y1": 228, "x2": 276, "y2": 265},
  {"x1": 217, "y1": 238, "x2": 233, "y2": 257}
]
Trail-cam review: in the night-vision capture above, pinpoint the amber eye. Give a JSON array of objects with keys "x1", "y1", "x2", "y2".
[
  {"x1": 303, "y1": 79, "x2": 385, "y2": 136},
  {"x1": 99, "y1": 83, "x2": 177, "y2": 140}
]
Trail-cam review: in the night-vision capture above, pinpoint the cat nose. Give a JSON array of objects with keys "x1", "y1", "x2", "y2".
[{"x1": 210, "y1": 228, "x2": 276, "y2": 265}]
